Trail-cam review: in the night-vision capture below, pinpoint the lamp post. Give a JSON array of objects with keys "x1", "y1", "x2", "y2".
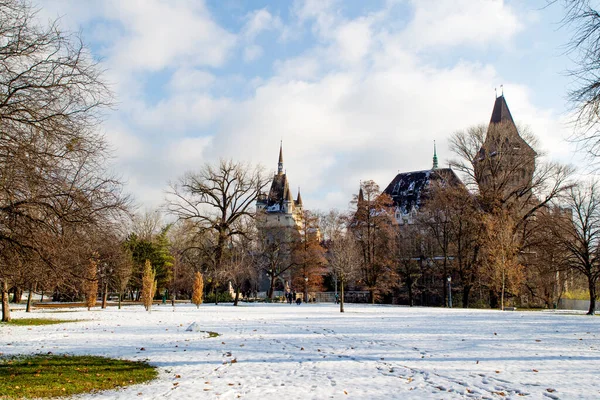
[
  {"x1": 447, "y1": 276, "x2": 452, "y2": 308},
  {"x1": 304, "y1": 276, "x2": 308, "y2": 303}
]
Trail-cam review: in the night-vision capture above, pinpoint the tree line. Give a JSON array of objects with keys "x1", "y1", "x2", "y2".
[{"x1": 4, "y1": 0, "x2": 600, "y2": 321}]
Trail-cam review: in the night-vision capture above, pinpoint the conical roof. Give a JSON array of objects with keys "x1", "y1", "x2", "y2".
[
  {"x1": 296, "y1": 188, "x2": 303, "y2": 206},
  {"x1": 278, "y1": 142, "x2": 283, "y2": 164},
  {"x1": 489, "y1": 95, "x2": 516, "y2": 125}
]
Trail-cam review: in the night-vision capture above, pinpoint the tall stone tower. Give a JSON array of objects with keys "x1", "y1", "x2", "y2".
[{"x1": 474, "y1": 94, "x2": 536, "y2": 208}]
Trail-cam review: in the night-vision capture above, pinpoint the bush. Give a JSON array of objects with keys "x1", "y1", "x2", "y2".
[{"x1": 204, "y1": 292, "x2": 233, "y2": 303}]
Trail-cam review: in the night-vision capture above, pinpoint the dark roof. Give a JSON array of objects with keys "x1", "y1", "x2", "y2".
[
  {"x1": 490, "y1": 95, "x2": 516, "y2": 125},
  {"x1": 383, "y1": 168, "x2": 462, "y2": 215},
  {"x1": 267, "y1": 173, "x2": 289, "y2": 206},
  {"x1": 480, "y1": 95, "x2": 536, "y2": 159}
]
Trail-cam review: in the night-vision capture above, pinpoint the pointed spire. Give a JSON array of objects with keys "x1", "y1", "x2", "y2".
[
  {"x1": 358, "y1": 185, "x2": 364, "y2": 203},
  {"x1": 489, "y1": 94, "x2": 516, "y2": 126},
  {"x1": 296, "y1": 187, "x2": 303, "y2": 206},
  {"x1": 432, "y1": 140, "x2": 438, "y2": 170},
  {"x1": 277, "y1": 141, "x2": 284, "y2": 175}
]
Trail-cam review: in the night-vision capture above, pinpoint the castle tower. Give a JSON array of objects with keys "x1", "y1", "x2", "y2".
[
  {"x1": 475, "y1": 94, "x2": 536, "y2": 207},
  {"x1": 256, "y1": 144, "x2": 304, "y2": 232}
]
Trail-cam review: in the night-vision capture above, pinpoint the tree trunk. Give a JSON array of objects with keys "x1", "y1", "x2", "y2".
[
  {"x1": 2, "y1": 280, "x2": 11, "y2": 322},
  {"x1": 462, "y1": 284, "x2": 472, "y2": 309},
  {"x1": 407, "y1": 276, "x2": 414, "y2": 307},
  {"x1": 370, "y1": 289, "x2": 375, "y2": 305},
  {"x1": 11, "y1": 287, "x2": 22, "y2": 304},
  {"x1": 587, "y1": 276, "x2": 596, "y2": 315},
  {"x1": 269, "y1": 275, "x2": 276, "y2": 300},
  {"x1": 26, "y1": 288, "x2": 33, "y2": 313},
  {"x1": 101, "y1": 281, "x2": 108, "y2": 309},
  {"x1": 118, "y1": 291, "x2": 122, "y2": 309},
  {"x1": 501, "y1": 268, "x2": 506, "y2": 311},
  {"x1": 234, "y1": 287, "x2": 240, "y2": 306},
  {"x1": 340, "y1": 279, "x2": 345, "y2": 313},
  {"x1": 40, "y1": 290, "x2": 44, "y2": 303}
]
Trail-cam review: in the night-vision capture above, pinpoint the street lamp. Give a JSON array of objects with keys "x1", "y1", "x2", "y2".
[
  {"x1": 304, "y1": 276, "x2": 308, "y2": 303},
  {"x1": 447, "y1": 276, "x2": 452, "y2": 308}
]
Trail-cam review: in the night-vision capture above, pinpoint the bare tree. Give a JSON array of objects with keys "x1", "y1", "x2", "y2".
[
  {"x1": 291, "y1": 210, "x2": 327, "y2": 302},
  {"x1": 450, "y1": 123, "x2": 574, "y2": 233},
  {"x1": 256, "y1": 229, "x2": 296, "y2": 300},
  {"x1": 553, "y1": 0, "x2": 600, "y2": 160},
  {"x1": 351, "y1": 180, "x2": 396, "y2": 303},
  {"x1": 166, "y1": 159, "x2": 269, "y2": 304},
  {"x1": 544, "y1": 181, "x2": 600, "y2": 315},
  {"x1": 329, "y1": 233, "x2": 361, "y2": 312},
  {"x1": 481, "y1": 212, "x2": 524, "y2": 310},
  {"x1": 0, "y1": 0, "x2": 129, "y2": 321}
]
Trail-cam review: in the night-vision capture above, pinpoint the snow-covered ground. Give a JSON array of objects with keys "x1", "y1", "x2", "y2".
[{"x1": 1, "y1": 304, "x2": 599, "y2": 399}]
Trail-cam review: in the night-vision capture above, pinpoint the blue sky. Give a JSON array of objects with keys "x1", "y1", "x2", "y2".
[{"x1": 37, "y1": 0, "x2": 585, "y2": 212}]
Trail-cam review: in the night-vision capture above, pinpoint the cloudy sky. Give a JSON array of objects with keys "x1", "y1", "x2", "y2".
[{"x1": 36, "y1": 0, "x2": 585, "y2": 213}]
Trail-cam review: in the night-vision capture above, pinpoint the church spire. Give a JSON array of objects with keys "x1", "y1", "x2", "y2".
[
  {"x1": 277, "y1": 141, "x2": 284, "y2": 175},
  {"x1": 432, "y1": 141, "x2": 438, "y2": 170},
  {"x1": 296, "y1": 187, "x2": 303, "y2": 206}
]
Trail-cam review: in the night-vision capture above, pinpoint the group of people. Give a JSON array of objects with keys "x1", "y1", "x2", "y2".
[{"x1": 285, "y1": 292, "x2": 301, "y2": 305}]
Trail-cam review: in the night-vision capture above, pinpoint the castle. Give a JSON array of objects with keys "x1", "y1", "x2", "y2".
[
  {"x1": 382, "y1": 94, "x2": 534, "y2": 222},
  {"x1": 256, "y1": 143, "x2": 304, "y2": 236}
]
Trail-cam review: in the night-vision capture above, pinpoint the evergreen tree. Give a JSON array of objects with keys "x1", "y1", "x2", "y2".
[{"x1": 192, "y1": 272, "x2": 204, "y2": 308}]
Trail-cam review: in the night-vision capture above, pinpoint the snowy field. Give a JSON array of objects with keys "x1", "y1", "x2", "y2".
[{"x1": 1, "y1": 304, "x2": 600, "y2": 399}]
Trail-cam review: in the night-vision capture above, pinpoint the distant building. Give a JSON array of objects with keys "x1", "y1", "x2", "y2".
[
  {"x1": 256, "y1": 143, "x2": 304, "y2": 237},
  {"x1": 383, "y1": 144, "x2": 463, "y2": 225},
  {"x1": 255, "y1": 144, "x2": 305, "y2": 296},
  {"x1": 474, "y1": 94, "x2": 536, "y2": 204}
]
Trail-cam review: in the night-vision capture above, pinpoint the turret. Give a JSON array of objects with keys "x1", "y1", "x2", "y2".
[
  {"x1": 278, "y1": 142, "x2": 284, "y2": 175},
  {"x1": 296, "y1": 187, "x2": 303, "y2": 209},
  {"x1": 284, "y1": 185, "x2": 294, "y2": 214},
  {"x1": 432, "y1": 141, "x2": 438, "y2": 170}
]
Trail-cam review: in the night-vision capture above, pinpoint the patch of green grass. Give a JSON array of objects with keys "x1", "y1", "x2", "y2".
[
  {"x1": 205, "y1": 331, "x2": 220, "y2": 338},
  {"x1": 1, "y1": 318, "x2": 80, "y2": 326},
  {"x1": 0, "y1": 354, "x2": 158, "y2": 399}
]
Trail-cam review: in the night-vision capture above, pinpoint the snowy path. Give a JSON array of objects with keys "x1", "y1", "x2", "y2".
[{"x1": 1, "y1": 304, "x2": 600, "y2": 399}]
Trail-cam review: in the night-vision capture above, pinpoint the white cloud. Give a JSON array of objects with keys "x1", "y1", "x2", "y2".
[
  {"x1": 242, "y1": 8, "x2": 282, "y2": 40},
  {"x1": 167, "y1": 136, "x2": 213, "y2": 169},
  {"x1": 168, "y1": 68, "x2": 215, "y2": 93},
  {"x1": 244, "y1": 45, "x2": 264, "y2": 62},
  {"x1": 132, "y1": 95, "x2": 231, "y2": 133},
  {"x1": 402, "y1": 0, "x2": 523, "y2": 50},
  {"x1": 105, "y1": 0, "x2": 236, "y2": 72}
]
